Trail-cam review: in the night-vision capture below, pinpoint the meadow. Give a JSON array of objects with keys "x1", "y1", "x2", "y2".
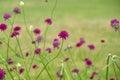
[{"x1": 0, "y1": 0, "x2": 120, "y2": 80}]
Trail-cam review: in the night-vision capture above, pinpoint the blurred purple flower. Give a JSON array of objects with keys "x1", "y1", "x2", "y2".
[
  {"x1": 11, "y1": 31, "x2": 19, "y2": 38},
  {"x1": 19, "y1": 68, "x2": 24, "y2": 74},
  {"x1": 13, "y1": 7, "x2": 21, "y2": 14},
  {"x1": 85, "y1": 58, "x2": 93, "y2": 67},
  {"x1": 25, "y1": 51, "x2": 29, "y2": 57},
  {"x1": 33, "y1": 28, "x2": 41, "y2": 35},
  {"x1": 36, "y1": 35, "x2": 43, "y2": 42},
  {"x1": 0, "y1": 69, "x2": 6, "y2": 80},
  {"x1": 0, "y1": 24, "x2": 7, "y2": 31},
  {"x1": 56, "y1": 70, "x2": 63, "y2": 78},
  {"x1": 109, "y1": 77, "x2": 115, "y2": 80},
  {"x1": 34, "y1": 48, "x2": 41, "y2": 55},
  {"x1": 32, "y1": 64, "x2": 38, "y2": 69},
  {"x1": 45, "y1": 18, "x2": 52, "y2": 25},
  {"x1": 111, "y1": 19, "x2": 119, "y2": 31},
  {"x1": 53, "y1": 38, "x2": 60, "y2": 49},
  {"x1": 72, "y1": 68, "x2": 79, "y2": 74},
  {"x1": 14, "y1": 26, "x2": 21, "y2": 31},
  {"x1": 46, "y1": 47, "x2": 52, "y2": 53},
  {"x1": 3, "y1": 13, "x2": 11, "y2": 20},
  {"x1": 58, "y1": 30, "x2": 69, "y2": 40},
  {"x1": 88, "y1": 44, "x2": 95, "y2": 50}
]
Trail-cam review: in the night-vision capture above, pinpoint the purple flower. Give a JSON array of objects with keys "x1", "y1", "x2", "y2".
[
  {"x1": 76, "y1": 38, "x2": 85, "y2": 47},
  {"x1": 36, "y1": 36, "x2": 43, "y2": 42},
  {"x1": 3, "y1": 13, "x2": 11, "y2": 20},
  {"x1": 32, "y1": 64, "x2": 38, "y2": 69},
  {"x1": 56, "y1": 70, "x2": 63, "y2": 78},
  {"x1": 34, "y1": 48, "x2": 41, "y2": 55},
  {"x1": 14, "y1": 26, "x2": 21, "y2": 31},
  {"x1": 33, "y1": 28, "x2": 41, "y2": 35},
  {"x1": 88, "y1": 44, "x2": 95, "y2": 50},
  {"x1": 11, "y1": 31, "x2": 19, "y2": 38},
  {"x1": 46, "y1": 47, "x2": 52, "y2": 53},
  {"x1": 13, "y1": 7, "x2": 21, "y2": 14},
  {"x1": 109, "y1": 77, "x2": 115, "y2": 80},
  {"x1": 72, "y1": 68, "x2": 79, "y2": 74},
  {"x1": 8, "y1": 59, "x2": 13, "y2": 65},
  {"x1": 0, "y1": 69, "x2": 6, "y2": 80},
  {"x1": 58, "y1": 30, "x2": 69, "y2": 40},
  {"x1": 0, "y1": 41, "x2": 2, "y2": 45},
  {"x1": 25, "y1": 51, "x2": 29, "y2": 57},
  {"x1": 19, "y1": 68, "x2": 24, "y2": 74},
  {"x1": 85, "y1": 58, "x2": 93, "y2": 67},
  {"x1": 0, "y1": 24, "x2": 7, "y2": 31},
  {"x1": 111, "y1": 19, "x2": 119, "y2": 31},
  {"x1": 53, "y1": 38, "x2": 60, "y2": 48},
  {"x1": 45, "y1": 18, "x2": 52, "y2": 25}
]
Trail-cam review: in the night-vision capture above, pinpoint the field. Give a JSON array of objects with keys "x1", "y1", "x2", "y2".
[{"x1": 0, "y1": 0, "x2": 120, "y2": 80}]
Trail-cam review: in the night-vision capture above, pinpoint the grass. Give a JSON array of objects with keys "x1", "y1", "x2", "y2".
[{"x1": 0, "y1": 0, "x2": 120, "y2": 80}]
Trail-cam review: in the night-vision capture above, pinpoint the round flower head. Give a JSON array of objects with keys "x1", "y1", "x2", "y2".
[
  {"x1": 85, "y1": 58, "x2": 93, "y2": 67},
  {"x1": 0, "y1": 69, "x2": 6, "y2": 80},
  {"x1": 3, "y1": 13, "x2": 11, "y2": 20},
  {"x1": 53, "y1": 38, "x2": 60, "y2": 48},
  {"x1": 45, "y1": 18, "x2": 52, "y2": 25},
  {"x1": 33, "y1": 28, "x2": 41, "y2": 35},
  {"x1": 46, "y1": 47, "x2": 52, "y2": 53},
  {"x1": 36, "y1": 35, "x2": 43, "y2": 42},
  {"x1": 34, "y1": 48, "x2": 41, "y2": 55},
  {"x1": 19, "y1": 68, "x2": 24, "y2": 74},
  {"x1": 72, "y1": 68, "x2": 79, "y2": 74},
  {"x1": 58, "y1": 30, "x2": 69, "y2": 40},
  {"x1": 14, "y1": 26, "x2": 21, "y2": 31},
  {"x1": 32, "y1": 64, "x2": 38, "y2": 69},
  {"x1": 11, "y1": 31, "x2": 20, "y2": 38},
  {"x1": 13, "y1": 7, "x2": 21, "y2": 14},
  {"x1": 88, "y1": 44, "x2": 95, "y2": 50},
  {"x1": 111, "y1": 19, "x2": 119, "y2": 31},
  {"x1": 0, "y1": 24, "x2": 7, "y2": 31},
  {"x1": 109, "y1": 77, "x2": 115, "y2": 80}
]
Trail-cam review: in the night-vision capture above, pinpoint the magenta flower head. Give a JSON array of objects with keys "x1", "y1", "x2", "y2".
[
  {"x1": 88, "y1": 44, "x2": 95, "y2": 50},
  {"x1": 32, "y1": 64, "x2": 38, "y2": 69},
  {"x1": 14, "y1": 26, "x2": 21, "y2": 31},
  {"x1": 0, "y1": 69, "x2": 6, "y2": 80},
  {"x1": 34, "y1": 48, "x2": 41, "y2": 55},
  {"x1": 53, "y1": 38, "x2": 60, "y2": 48},
  {"x1": 0, "y1": 24, "x2": 7, "y2": 31},
  {"x1": 76, "y1": 38, "x2": 85, "y2": 47},
  {"x1": 33, "y1": 28, "x2": 41, "y2": 35},
  {"x1": 46, "y1": 47, "x2": 52, "y2": 53},
  {"x1": 11, "y1": 31, "x2": 19, "y2": 38},
  {"x1": 111, "y1": 19, "x2": 119, "y2": 31},
  {"x1": 36, "y1": 35, "x2": 43, "y2": 42},
  {"x1": 85, "y1": 58, "x2": 93, "y2": 67},
  {"x1": 58, "y1": 30, "x2": 69, "y2": 40},
  {"x1": 19, "y1": 68, "x2": 24, "y2": 74},
  {"x1": 72, "y1": 68, "x2": 79, "y2": 74},
  {"x1": 45, "y1": 18, "x2": 52, "y2": 25},
  {"x1": 3, "y1": 13, "x2": 11, "y2": 20},
  {"x1": 109, "y1": 77, "x2": 115, "y2": 80},
  {"x1": 13, "y1": 7, "x2": 21, "y2": 14}
]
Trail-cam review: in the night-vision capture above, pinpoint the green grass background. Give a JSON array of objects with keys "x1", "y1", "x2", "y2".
[{"x1": 0, "y1": 0, "x2": 120, "y2": 80}]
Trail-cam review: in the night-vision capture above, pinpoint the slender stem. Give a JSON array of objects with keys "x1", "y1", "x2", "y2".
[
  {"x1": 106, "y1": 55, "x2": 110, "y2": 80},
  {"x1": 114, "y1": 61, "x2": 120, "y2": 72},
  {"x1": 35, "y1": 40, "x2": 64, "y2": 80},
  {"x1": 112, "y1": 62, "x2": 118, "y2": 80}
]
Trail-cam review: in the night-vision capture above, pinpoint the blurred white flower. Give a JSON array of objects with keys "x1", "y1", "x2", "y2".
[
  {"x1": 29, "y1": 25, "x2": 34, "y2": 31},
  {"x1": 19, "y1": 1, "x2": 24, "y2": 6},
  {"x1": 16, "y1": 63, "x2": 21, "y2": 67}
]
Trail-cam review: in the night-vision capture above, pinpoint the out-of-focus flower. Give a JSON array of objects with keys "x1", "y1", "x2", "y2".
[
  {"x1": 109, "y1": 77, "x2": 115, "y2": 80},
  {"x1": 56, "y1": 70, "x2": 63, "y2": 78},
  {"x1": 0, "y1": 24, "x2": 7, "y2": 31},
  {"x1": 19, "y1": 1, "x2": 24, "y2": 6},
  {"x1": 11, "y1": 31, "x2": 20, "y2": 38},
  {"x1": 0, "y1": 69, "x2": 6, "y2": 80},
  {"x1": 88, "y1": 44, "x2": 95, "y2": 50},
  {"x1": 58, "y1": 30, "x2": 69, "y2": 40},
  {"x1": 19, "y1": 68, "x2": 24, "y2": 74},
  {"x1": 3, "y1": 13, "x2": 11, "y2": 20},
  {"x1": 34, "y1": 48, "x2": 41, "y2": 55},
  {"x1": 8, "y1": 58, "x2": 13, "y2": 65},
  {"x1": 46, "y1": 47, "x2": 52, "y2": 53},
  {"x1": 25, "y1": 51, "x2": 29, "y2": 57},
  {"x1": 33, "y1": 28, "x2": 41, "y2": 35},
  {"x1": 72, "y1": 68, "x2": 79, "y2": 74},
  {"x1": 111, "y1": 19, "x2": 119, "y2": 31},
  {"x1": 14, "y1": 26, "x2": 21, "y2": 31},
  {"x1": 32, "y1": 64, "x2": 38, "y2": 69},
  {"x1": 53, "y1": 38, "x2": 60, "y2": 49},
  {"x1": 13, "y1": 7, "x2": 21, "y2": 14},
  {"x1": 16, "y1": 63, "x2": 21, "y2": 67},
  {"x1": 85, "y1": 58, "x2": 93, "y2": 67},
  {"x1": 45, "y1": 18, "x2": 52, "y2": 25},
  {"x1": 0, "y1": 41, "x2": 2, "y2": 45},
  {"x1": 36, "y1": 36, "x2": 43, "y2": 42}
]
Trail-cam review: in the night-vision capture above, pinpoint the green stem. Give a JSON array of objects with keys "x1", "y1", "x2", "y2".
[
  {"x1": 35, "y1": 40, "x2": 64, "y2": 80},
  {"x1": 112, "y1": 62, "x2": 118, "y2": 80},
  {"x1": 106, "y1": 55, "x2": 111, "y2": 80},
  {"x1": 114, "y1": 61, "x2": 120, "y2": 72}
]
